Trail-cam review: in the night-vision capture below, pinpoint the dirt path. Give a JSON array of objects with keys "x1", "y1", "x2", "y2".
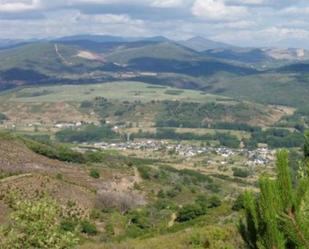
[
  {"x1": 54, "y1": 44, "x2": 72, "y2": 65},
  {"x1": 168, "y1": 213, "x2": 177, "y2": 227},
  {"x1": 0, "y1": 173, "x2": 32, "y2": 184},
  {"x1": 133, "y1": 167, "x2": 142, "y2": 184}
]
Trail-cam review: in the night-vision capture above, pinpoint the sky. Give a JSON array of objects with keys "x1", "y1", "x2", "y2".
[{"x1": 0, "y1": 0, "x2": 309, "y2": 48}]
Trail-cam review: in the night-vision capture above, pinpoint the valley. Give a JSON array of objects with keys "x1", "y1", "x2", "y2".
[{"x1": 0, "y1": 35, "x2": 308, "y2": 249}]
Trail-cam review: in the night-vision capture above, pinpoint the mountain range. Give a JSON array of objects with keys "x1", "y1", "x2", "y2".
[{"x1": 0, "y1": 35, "x2": 308, "y2": 107}]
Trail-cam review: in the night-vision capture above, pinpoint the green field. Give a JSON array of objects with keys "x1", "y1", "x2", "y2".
[{"x1": 2, "y1": 81, "x2": 230, "y2": 104}]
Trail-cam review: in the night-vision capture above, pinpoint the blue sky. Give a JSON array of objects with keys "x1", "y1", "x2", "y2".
[{"x1": 0, "y1": 0, "x2": 309, "y2": 48}]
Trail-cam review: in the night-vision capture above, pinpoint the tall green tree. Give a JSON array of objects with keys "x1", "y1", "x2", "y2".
[{"x1": 239, "y1": 133, "x2": 309, "y2": 249}]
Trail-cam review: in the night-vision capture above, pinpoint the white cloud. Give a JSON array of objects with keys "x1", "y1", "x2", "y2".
[
  {"x1": 0, "y1": 0, "x2": 308, "y2": 49},
  {"x1": 213, "y1": 26, "x2": 309, "y2": 47},
  {"x1": 192, "y1": 0, "x2": 249, "y2": 21},
  {"x1": 151, "y1": 0, "x2": 185, "y2": 7},
  {"x1": 225, "y1": 0, "x2": 264, "y2": 4},
  {"x1": 281, "y1": 6, "x2": 309, "y2": 15},
  {"x1": 65, "y1": 0, "x2": 186, "y2": 8},
  {"x1": 0, "y1": 0, "x2": 41, "y2": 13}
]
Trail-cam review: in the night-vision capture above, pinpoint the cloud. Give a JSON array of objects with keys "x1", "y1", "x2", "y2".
[
  {"x1": 0, "y1": 0, "x2": 309, "y2": 49},
  {"x1": 226, "y1": 0, "x2": 264, "y2": 5},
  {"x1": 151, "y1": 0, "x2": 185, "y2": 7},
  {"x1": 281, "y1": 6, "x2": 309, "y2": 15},
  {"x1": 0, "y1": 0, "x2": 41, "y2": 13},
  {"x1": 213, "y1": 26, "x2": 309, "y2": 48},
  {"x1": 192, "y1": 0, "x2": 249, "y2": 21}
]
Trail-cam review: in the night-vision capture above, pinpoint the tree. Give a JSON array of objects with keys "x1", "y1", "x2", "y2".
[
  {"x1": 304, "y1": 131, "x2": 309, "y2": 161},
  {"x1": 0, "y1": 198, "x2": 78, "y2": 249},
  {"x1": 239, "y1": 133, "x2": 309, "y2": 249}
]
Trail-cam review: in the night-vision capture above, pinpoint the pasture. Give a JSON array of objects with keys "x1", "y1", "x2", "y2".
[{"x1": 1, "y1": 81, "x2": 229, "y2": 104}]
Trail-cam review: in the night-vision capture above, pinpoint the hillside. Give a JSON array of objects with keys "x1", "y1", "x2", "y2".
[
  {"x1": 0, "y1": 132, "x2": 254, "y2": 249},
  {"x1": 203, "y1": 48, "x2": 272, "y2": 64},
  {"x1": 179, "y1": 36, "x2": 235, "y2": 52},
  {"x1": 0, "y1": 38, "x2": 308, "y2": 112},
  {"x1": 0, "y1": 81, "x2": 290, "y2": 129},
  {"x1": 204, "y1": 72, "x2": 309, "y2": 108},
  {"x1": 105, "y1": 41, "x2": 200, "y2": 64},
  {"x1": 0, "y1": 40, "x2": 258, "y2": 89}
]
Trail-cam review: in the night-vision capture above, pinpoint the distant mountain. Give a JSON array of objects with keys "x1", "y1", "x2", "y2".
[
  {"x1": 55, "y1": 35, "x2": 170, "y2": 44},
  {"x1": 179, "y1": 36, "x2": 235, "y2": 52},
  {"x1": 262, "y1": 48, "x2": 309, "y2": 61},
  {"x1": 0, "y1": 39, "x2": 29, "y2": 49},
  {"x1": 0, "y1": 42, "x2": 108, "y2": 87},
  {"x1": 202, "y1": 47, "x2": 309, "y2": 69},
  {"x1": 105, "y1": 41, "x2": 200, "y2": 64},
  {"x1": 203, "y1": 48, "x2": 271, "y2": 64},
  {"x1": 0, "y1": 40, "x2": 258, "y2": 89},
  {"x1": 55, "y1": 35, "x2": 128, "y2": 43},
  {"x1": 276, "y1": 62, "x2": 309, "y2": 73}
]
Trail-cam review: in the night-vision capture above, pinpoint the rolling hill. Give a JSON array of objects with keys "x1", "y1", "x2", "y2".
[
  {"x1": 203, "y1": 47, "x2": 309, "y2": 67},
  {"x1": 0, "y1": 36, "x2": 308, "y2": 110},
  {"x1": 179, "y1": 36, "x2": 235, "y2": 52},
  {"x1": 0, "y1": 40, "x2": 258, "y2": 89}
]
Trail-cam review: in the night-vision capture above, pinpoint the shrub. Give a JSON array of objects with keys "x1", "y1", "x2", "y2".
[
  {"x1": 95, "y1": 191, "x2": 145, "y2": 214},
  {"x1": 60, "y1": 218, "x2": 78, "y2": 232},
  {"x1": 0, "y1": 198, "x2": 78, "y2": 248},
  {"x1": 137, "y1": 166, "x2": 151, "y2": 180},
  {"x1": 90, "y1": 169, "x2": 100, "y2": 179},
  {"x1": 80, "y1": 220, "x2": 98, "y2": 235},
  {"x1": 130, "y1": 210, "x2": 152, "y2": 230},
  {"x1": 176, "y1": 204, "x2": 206, "y2": 222},
  {"x1": 0, "y1": 112, "x2": 7, "y2": 123},
  {"x1": 232, "y1": 168, "x2": 250, "y2": 178},
  {"x1": 232, "y1": 194, "x2": 245, "y2": 211},
  {"x1": 208, "y1": 195, "x2": 221, "y2": 208}
]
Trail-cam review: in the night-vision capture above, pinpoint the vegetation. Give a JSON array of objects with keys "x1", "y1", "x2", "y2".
[
  {"x1": 22, "y1": 137, "x2": 86, "y2": 163},
  {"x1": 1, "y1": 37, "x2": 309, "y2": 249},
  {"x1": 133, "y1": 128, "x2": 240, "y2": 148},
  {"x1": 89, "y1": 169, "x2": 100, "y2": 179},
  {"x1": 80, "y1": 220, "x2": 98, "y2": 236},
  {"x1": 55, "y1": 124, "x2": 119, "y2": 143},
  {"x1": 155, "y1": 101, "x2": 266, "y2": 128},
  {"x1": 245, "y1": 128, "x2": 304, "y2": 149},
  {"x1": 239, "y1": 132, "x2": 309, "y2": 248},
  {"x1": 232, "y1": 168, "x2": 250, "y2": 178},
  {"x1": 0, "y1": 113, "x2": 7, "y2": 123},
  {"x1": 0, "y1": 197, "x2": 78, "y2": 249}
]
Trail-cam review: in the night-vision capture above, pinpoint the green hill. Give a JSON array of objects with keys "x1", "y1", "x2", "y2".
[
  {"x1": 0, "y1": 42, "x2": 103, "y2": 75},
  {"x1": 105, "y1": 41, "x2": 200, "y2": 64}
]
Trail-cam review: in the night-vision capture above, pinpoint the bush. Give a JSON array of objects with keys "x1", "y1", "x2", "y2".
[
  {"x1": 137, "y1": 166, "x2": 151, "y2": 180},
  {"x1": 195, "y1": 195, "x2": 208, "y2": 210},
  {"x1": 90, "y1": 169, "x2": 100, "y2": 179},
  {"x1": 232, "y1": 168, "x2": 250, "y2": 178},
  {"x1": 0, "y1": 198, "x2": 79, "y2": 248},
  {"x1": 208, "y1": 195, "x2": 221, "y2": 208},
  {"x1": 60, "y1": 218, "x2": 78, "y2": 232},
  {"x1": 232, "y1": 194, "x2": 245, "y2": 211},
  {"x1": 80, "y1": 220, "x2": 98, "y2": 235},
  {"x1": 176, "y1": 204, "x2": 206, "y2": 222},
  {"x1": 0, "y1": 113, "x2": 7, "y2": 123},
  {"x1": 130, "y1": 210, "x2": 152, "y2": 230}
]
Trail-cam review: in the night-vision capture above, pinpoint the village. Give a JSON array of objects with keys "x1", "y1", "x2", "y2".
[{"x1": 77, "y1": 139, "x2": 276, "y2": 166}]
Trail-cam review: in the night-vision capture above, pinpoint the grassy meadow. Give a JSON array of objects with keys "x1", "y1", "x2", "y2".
[{"x1": 1, "y1": 81, "x2": 226, "y2": 104}]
